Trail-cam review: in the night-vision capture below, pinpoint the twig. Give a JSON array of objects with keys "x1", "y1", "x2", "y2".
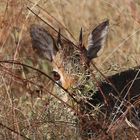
[
  {"x1": 0, "y1": 60, "x2": 79, "y2": 104},
  {"x1": 0, "y1": 122, "x2": 31, "y2": 140},
  {"x1": 27, "y1": 7, "x2": 78, "y2": 49}
]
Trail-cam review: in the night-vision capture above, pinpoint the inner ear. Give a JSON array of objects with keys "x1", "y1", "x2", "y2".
[
  {"x1": 30, "y1": 24, "x2": 59, "y2": 61},
  {"x1": 86, "y1": 20, "x2": 109, "y2": 61}
]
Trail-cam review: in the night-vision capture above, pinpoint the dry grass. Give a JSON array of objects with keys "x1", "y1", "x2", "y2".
[{"x1": 0, "y1": 0, "x2": 140, "y2": 140}]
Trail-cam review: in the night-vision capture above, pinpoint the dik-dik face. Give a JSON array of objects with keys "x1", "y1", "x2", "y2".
[{"x1": 30, "y1": 20, "x2": 109, "y2": 90}]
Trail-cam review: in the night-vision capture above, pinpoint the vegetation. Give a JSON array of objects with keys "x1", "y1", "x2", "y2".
[{"x1": 0, "y1": 0, "x2": 140, "y2": 139}]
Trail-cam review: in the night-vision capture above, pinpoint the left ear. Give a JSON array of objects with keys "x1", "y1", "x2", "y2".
[
  {"x1": 30, "y1": 24, "x2": 59, "y2": 62},
  {"x1": 86, "y1": 20, "x2": 109, "y2": 60}
]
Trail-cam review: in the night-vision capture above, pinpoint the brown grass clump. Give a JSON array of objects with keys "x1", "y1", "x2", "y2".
[{"x1": 0, "y1": 0, "x2": 140, "y2": 140}]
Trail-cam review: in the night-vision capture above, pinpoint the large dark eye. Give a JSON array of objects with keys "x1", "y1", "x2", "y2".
[{"x1": 52, "y1": 71, "x2": 61, "y2": 81}]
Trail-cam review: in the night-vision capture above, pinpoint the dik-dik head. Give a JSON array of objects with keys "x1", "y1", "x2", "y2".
[{"x1": 30, "y1": 20, "x2": 109, "y2": 90}]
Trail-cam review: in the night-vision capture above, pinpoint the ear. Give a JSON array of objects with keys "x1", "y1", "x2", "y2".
[
  {"x1": 30, "y1": 24, "x2": 59, "y2": 61},
  {"x1": 86, "y1": 20, "x2": 109, "y2": 60}
]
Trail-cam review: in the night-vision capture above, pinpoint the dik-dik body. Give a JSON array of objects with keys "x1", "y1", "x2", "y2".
[{"x1": 30, "y1": 20, "x2": 140, "y2": 138}]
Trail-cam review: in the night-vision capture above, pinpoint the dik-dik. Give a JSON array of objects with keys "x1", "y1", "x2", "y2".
[{"x1": 30, "y1": 20, "x2": 140, "y2": 138}]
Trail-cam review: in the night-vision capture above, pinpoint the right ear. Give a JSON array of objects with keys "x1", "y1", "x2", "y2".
[
  {"x1": 30, "y1": 24, "x2": 59, "y2": 61},
  {"x1": 86, "y1": 20, "x2": 109, "y2": 60}
]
